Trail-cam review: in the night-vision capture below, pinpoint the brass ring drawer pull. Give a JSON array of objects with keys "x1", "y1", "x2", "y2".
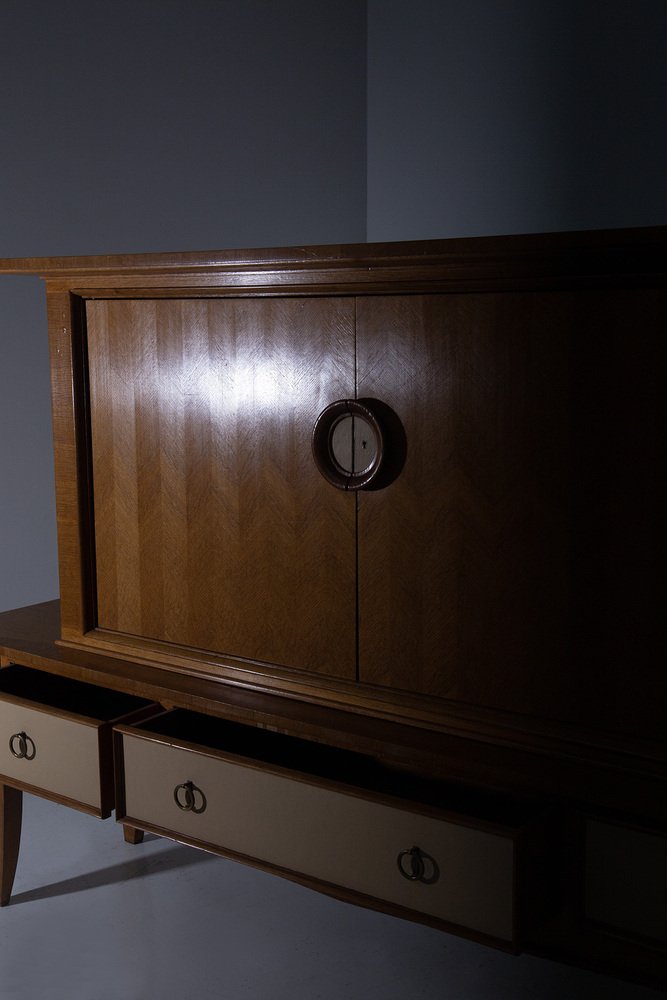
[
  {"x1": 397, "y1": 845, "x2": 439, "y2": 884},
  {"x1": 173, "y1": 780, "x2": 207, "y2": 814},
  {"x1": 397, "y1": 845, "x2": 426, "y2": 881},
  {"x1": 9, "y1": 731, "x2": 36, "y2": 761}
]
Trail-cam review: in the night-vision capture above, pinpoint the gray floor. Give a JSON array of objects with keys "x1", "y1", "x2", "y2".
[{"x1": 0, "y1": 795, "x2": 663, "y2": 1000}]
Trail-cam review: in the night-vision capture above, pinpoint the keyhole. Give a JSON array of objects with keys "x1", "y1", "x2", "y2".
[{"x1": 330, "y1": 415, "x2": 378, "y2": 474}]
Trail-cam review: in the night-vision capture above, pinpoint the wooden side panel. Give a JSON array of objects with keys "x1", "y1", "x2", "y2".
[
  {"x1": 86, "y1": 297, "x2": 356, "y2": 678},
  {"x1": 47, "y1": 289, "x2": 95, "y2": 639},
  {"x1": 356, "y1": 290, "x2": 662, "y2": 730}
]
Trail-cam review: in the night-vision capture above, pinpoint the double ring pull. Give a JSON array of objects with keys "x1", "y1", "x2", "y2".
[
  {"x1": 173, "y1": 780, "x2": 207, "y2": 814},
  {"x1": 397, "y1": 845, "x2": 439, "y2": 884},
  {"x1": 9, "y1": 731, "x2": 36, "y2": 761}
]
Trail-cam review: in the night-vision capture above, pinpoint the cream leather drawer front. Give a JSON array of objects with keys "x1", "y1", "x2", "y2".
[
  {"x1": 0, "y1": 664, "x2": 154, "y2": 815},
  {"x1": 120, "y1": 732, "x2": 517, "y2": 943},
  {"x1": 0, "y1": 698, "x2": 103, "y2": 809}
]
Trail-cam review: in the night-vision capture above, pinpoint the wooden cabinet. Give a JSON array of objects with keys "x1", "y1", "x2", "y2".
[{"x1": 1, "y1": 228, "x2": 666, "y2": 985}]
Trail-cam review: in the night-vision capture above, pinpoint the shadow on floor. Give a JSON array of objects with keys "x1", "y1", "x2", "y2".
[{"x1": 9, "y1": 843, "x2": 216, "y2": 905}]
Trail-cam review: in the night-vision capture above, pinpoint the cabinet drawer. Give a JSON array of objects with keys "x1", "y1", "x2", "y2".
[
  {"x1": 0, "y1": 664, "x2": 153, "y2": 816},
  {"x1": 585, "y1": 819, "x2": 667, "y2": 945},
  {"x1": 116, "y1": 711, "x2": 549, "y2": 947}
]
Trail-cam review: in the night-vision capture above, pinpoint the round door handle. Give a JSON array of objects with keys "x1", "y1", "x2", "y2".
[
  {"x1": 312, "y1": 398, "x2": 405, "y2": 491},
  {"x1": 9, "y1": 731, "x2": 36, "y2": 760},
  {"x1": 173, "y1": 780, "x2": 207, "y2": 814},
  {"x1": 312, "y1": 399, "x2": 383, "y2": 490}
]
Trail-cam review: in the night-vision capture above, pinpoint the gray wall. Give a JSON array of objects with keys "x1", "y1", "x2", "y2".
[
  {"x1": 367, "y1": 0, "x2": 667, "y2": 240},
  {"x1": 1, "y1": 0, "x2": 367, "y2": 258},
  {"x1": 0, "y1": 0, "x2": 367, "y2": 612}
]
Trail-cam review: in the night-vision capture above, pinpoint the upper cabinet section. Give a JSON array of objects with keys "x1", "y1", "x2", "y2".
[{"x1": 1, "y1": 229, "x2": 664, "y2": 738}]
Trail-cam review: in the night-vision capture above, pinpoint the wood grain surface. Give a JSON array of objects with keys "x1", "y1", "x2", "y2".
[
  {"x1": 86, "y1": 297, "x2": 357, "y2": 677},
  {"x1": 357, "y1": 289, "x2": 662, "y2": 728},
  {"x1": 0, "y1": 784, "x2": 22, "y2": 906}
]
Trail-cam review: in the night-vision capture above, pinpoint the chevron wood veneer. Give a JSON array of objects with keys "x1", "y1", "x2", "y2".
[{"x1": 86, "y1": 297, "x2": 357, "y2": 678}]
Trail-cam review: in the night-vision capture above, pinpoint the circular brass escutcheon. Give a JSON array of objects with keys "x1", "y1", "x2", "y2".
[{"x1": 312, "y1": 399, "x2": 384, "y2": 490}]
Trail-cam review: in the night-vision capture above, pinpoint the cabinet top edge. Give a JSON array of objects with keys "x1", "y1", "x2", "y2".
[{"x1": 1, "y1": 226, "x2": 666, "y2": 279}]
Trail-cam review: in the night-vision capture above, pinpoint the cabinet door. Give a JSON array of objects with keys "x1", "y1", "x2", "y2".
[
  {"x1": 356, "y1": 290, "x2": 661, "y2": 726},
  {"x1": 357, "y1": 292, "x2": 568, "y2": 708},
  {"x1": 86, "y1": 297, "x2": 357, "y2": 679}
]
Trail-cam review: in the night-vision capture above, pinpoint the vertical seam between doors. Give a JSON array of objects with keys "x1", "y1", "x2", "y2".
[{"x1": 354, "y1": 296, "x2": 360, "y2": 684}]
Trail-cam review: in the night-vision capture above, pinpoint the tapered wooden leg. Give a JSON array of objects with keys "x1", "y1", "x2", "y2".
[
  {"x1": 1, "y1": 785, "x2": 22, "y2": 906},
  {"x1": 123, "y1": 825, "x2": 144, "y2": 845}
]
